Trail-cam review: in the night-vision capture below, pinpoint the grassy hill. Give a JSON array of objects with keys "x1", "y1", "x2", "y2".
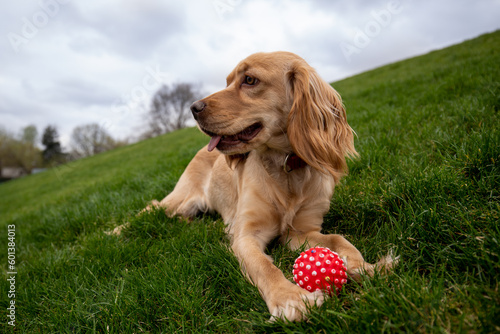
[{"x1": 1, "y1": 31, "x2": 499, "y2": 333}]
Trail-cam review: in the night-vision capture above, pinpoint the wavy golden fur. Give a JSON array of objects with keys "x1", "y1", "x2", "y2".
[
  {"x1": 287, "y1": 58, "x2": 357, "y2": 182},
  {"x1": 145, "y1": 51, "x2": 398, "y2": 321}
]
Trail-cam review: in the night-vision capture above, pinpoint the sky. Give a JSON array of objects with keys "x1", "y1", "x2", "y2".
[{"x1": 1, "y1": 0, "x2": 499, "y2": 149}]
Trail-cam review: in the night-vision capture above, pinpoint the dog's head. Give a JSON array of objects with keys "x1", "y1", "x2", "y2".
[{"x1": 191, "y1": 51, "x2": 357, "y2": 181}]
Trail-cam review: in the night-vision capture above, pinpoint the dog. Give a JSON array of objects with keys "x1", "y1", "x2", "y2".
[{"x1": 146, "y1": 51, "x2": 398, "y2": 321}]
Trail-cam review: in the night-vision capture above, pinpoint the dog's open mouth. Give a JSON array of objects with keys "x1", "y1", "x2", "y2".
[{"x1": 204, "y1": 123, "x2": 263, "y2": 152}]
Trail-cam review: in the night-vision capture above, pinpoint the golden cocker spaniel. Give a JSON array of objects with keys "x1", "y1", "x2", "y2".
[{"x1": 148, "y1": 51, "x2": 398, "y2": 321}]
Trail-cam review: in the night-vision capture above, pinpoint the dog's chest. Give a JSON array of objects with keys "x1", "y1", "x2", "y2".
[
  {"x1": 264, "y1": 169, "x2": 317, "y2": 228},
  {"x1": 216, "y1": 154, "x2": 333, "y2": 236}
]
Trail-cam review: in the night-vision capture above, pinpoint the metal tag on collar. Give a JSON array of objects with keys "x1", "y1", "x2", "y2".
[{"x1": 283, "y1": 153, "x2": 293, "y2": 173}]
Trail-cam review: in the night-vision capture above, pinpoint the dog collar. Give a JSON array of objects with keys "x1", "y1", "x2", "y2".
[{"x1": 283, "y1": 153, "x2": 307, "y2": 173}]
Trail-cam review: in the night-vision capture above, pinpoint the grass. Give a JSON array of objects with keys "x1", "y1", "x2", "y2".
[{"x1": 1, "y1": 31, "x2": 499, "y2": 333}]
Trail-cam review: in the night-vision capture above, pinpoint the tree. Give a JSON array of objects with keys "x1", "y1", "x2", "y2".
[
  {"x1": 0, "y1": 127, "x2": 15, "y2": 170},
  {"x1": 21, "y1": 125, "x2": 38, "y2": 145},
  {"x1": 143, "y1": 83, "x2": 203, "y2": 138},
  {"x1": 17, "y1": 125, "x2": 42, "y2": 172},
  {"x1": 70, "y1": 123, "x2": 119, "y2": 158},
  {"x1": 0, "y1": 125, "x2": 42, "y2": 175},
  {"x1": 42, "y1": 125, "x2": 63, "y2": 164}
]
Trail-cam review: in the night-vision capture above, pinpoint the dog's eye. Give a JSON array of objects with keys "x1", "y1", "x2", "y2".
[{"x1": 243, "y1": 75, "x2": 258, "y2": 86}]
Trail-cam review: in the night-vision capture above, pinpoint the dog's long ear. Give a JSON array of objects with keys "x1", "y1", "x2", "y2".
[{"x1": 287, "y1": 61, "x2": 358, "y2": 182}]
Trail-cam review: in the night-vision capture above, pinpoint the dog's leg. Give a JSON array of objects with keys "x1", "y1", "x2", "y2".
[
  {"x1": 283, "y1": 229, "x2": 398, "y2": 281},
  {"x1": 144, "y1": 149, "x2": 218, "y2": 218},
  {"x1": 231, "y1": 213, "x2": 324, "y2": 322}
]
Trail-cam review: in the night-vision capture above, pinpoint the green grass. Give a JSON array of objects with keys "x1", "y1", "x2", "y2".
[{"x1": 1, "y1": 31, "x2": 499, "y2": 333}]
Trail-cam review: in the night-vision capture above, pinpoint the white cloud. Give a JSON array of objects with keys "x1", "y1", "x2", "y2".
[{"x1": 0, "y1": 0, "x2": 499, "y2": 149}]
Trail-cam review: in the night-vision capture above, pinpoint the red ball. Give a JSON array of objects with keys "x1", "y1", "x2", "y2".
[{"x1": 293, "y1": 247, "x2": 348, "y2": 295}]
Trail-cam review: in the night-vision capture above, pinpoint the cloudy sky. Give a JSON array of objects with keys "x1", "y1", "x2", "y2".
[{"x1": 1, "y1": 0, "x2": 499, "y2": 149}]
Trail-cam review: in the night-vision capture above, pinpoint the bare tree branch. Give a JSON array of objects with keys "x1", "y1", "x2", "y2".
[
  {"x1": 71, "y1": 123, "x2": 116, "y2": 158},
  {"x1": 142, "y1": 83, "x2": 203, "y2": 139}
]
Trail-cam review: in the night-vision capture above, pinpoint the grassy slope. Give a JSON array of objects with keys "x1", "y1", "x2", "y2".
[{"x1": 1, "y1": 31, "x2": 499, "y2": 333}]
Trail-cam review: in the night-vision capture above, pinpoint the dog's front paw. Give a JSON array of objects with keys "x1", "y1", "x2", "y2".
[
  {"x1": 377, "y1": 249, "x2": 400, "y2": 274},
  {"x1": 104, "y1": 222, "x2": 130, "y2": 236},
  {"x1": 348, "y1": 250, "x2": 400, "y2": 281},
  {"x1": 139, "y1": 199, "x2": 161, "y2": 215},
  {"x1": 267, "y1": 282, "x2": 325, "y2": 322}
]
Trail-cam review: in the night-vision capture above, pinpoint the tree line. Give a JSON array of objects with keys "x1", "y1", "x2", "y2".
[
  {"x1": 1, "y1": 82, "x2": 202, "y2": 179},
  {"x1": 0, "y1": 124, "x2": 127, "y2": 176}
]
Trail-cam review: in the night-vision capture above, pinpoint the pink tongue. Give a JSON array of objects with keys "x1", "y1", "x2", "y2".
[{"x1": 207, "y1": 135, "x2": 222, "y2": 152}]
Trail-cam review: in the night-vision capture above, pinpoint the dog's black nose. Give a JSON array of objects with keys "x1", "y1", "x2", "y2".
[{"x1": 190, "y1": 100, "x2": 206, "y2": 114}]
